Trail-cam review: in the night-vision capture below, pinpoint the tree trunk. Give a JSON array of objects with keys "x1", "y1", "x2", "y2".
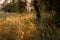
[{"x1": 33, "y1": 0, "x2": 40, "y2": 22}]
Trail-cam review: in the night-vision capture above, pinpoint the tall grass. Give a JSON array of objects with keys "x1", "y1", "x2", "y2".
[
  {"x1": 0, "y1": 12, "x2": 60, "y2": 40},
  {"x1": 0, "y1": 13, "x2": 37, "y2": 40}
]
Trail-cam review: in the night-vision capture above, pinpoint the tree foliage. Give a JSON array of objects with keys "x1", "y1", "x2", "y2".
[
  {"x1": 33, "y1": 0, "x2": 60, "y2": 28},
  {"x1": 2, "y1": 0, "x2": 26, "y2": 13}
]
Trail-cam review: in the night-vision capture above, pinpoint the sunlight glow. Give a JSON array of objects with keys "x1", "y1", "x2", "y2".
[{"x1": 0, "y1": 0, "x2": 5, "y2": 4}]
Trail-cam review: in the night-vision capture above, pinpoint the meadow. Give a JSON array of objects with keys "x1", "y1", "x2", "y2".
[
  {"x1": 0, "y1": 12, "x2": 37, "y2": 40},
  {"x1": 0, "y1": 12, "x2": 60, "y2": 40}
]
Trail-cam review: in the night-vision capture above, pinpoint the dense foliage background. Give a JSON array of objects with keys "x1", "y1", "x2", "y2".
[{"x1": 0, "y1": 0, "x2": 60, "y2": 40}]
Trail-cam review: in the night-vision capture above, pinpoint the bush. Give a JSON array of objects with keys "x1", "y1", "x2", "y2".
[{"x1": 2, "y1": 1, "x2": 26, "y2": 13}]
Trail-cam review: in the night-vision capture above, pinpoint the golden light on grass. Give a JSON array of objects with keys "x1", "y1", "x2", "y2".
[
  {"x1": 20, "y1": 31, "x2": 24, "y2": 38},
  {"x1": 0, "y1": 13, "x2": 36, "y2": 39}
]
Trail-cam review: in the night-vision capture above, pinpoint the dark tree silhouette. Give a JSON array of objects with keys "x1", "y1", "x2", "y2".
[
  {"x1": 33, "y1": 0, "x2": 40, "y2": 22},
  {"x1": 42, "y1": 0, "x2": 60, "y2": 28},
  {"x1": 33, "y1": 0, "x2": 60, "y2": 28},
  {"x1": 53, "y1": 0, "x2": 60, "y2": 28}
]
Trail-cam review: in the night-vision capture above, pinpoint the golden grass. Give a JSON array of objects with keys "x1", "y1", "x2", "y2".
[{"x1": 0, "y1": 13, "x2": 36, "y2": 39}]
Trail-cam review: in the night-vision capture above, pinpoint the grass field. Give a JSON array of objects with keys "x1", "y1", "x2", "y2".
[
  {"x1": 0, "y1": 12, "x2": 60, "y2": 40},
  {"x1": 0, "y1": 12, "x2": 38, "y2": 40}
]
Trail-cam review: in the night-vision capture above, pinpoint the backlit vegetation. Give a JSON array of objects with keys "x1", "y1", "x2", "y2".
[{"x1": 0, "y1": 13, "x2": 36, "y2": 40}]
